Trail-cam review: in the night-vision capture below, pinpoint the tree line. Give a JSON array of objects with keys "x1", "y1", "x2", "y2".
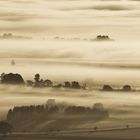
[{"x1": 7, "y1": 100, "x2": 109, "y2": 123}]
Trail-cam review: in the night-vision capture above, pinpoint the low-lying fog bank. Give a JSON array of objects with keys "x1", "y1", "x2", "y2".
[
  {"x1": 1, "y1": 40, "x2": 140, "y2": 87},
  {"x1": 1, "y1": 59, "x2": 140, "y2": 88},
  {"x1": 0, "y1": 0, "x2": 140, "y2": 41},
  {"x1": 1, "y1": 85, "x2": 140, "y2": 129},
  {"x1": 0, "y1": 40, "x2": 140, "y2": 129}
]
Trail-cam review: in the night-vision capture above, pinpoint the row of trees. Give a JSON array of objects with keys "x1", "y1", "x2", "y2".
[
  {"x1": 0, "y1": 73, "x2": 85, "y2": 89},
  {"x1": 102, "y1": 85, "x2": 132, "y2": 92},
  {"x1": 27, "y1": 73, "x2": 85, "y2": 89},
  {"x1": 0, "y1": 73, "x2": 133, "y2": 91},
  {"x1": 54, "y1": 35, "x2": 113, "y2": 42},
  {"x1": 7, "y1": 100, "x2": 109, "y2": 122}
]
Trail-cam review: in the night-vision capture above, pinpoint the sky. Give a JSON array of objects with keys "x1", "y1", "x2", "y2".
[{"x1": 0, "y1": 0, "x2": 139, "y2": 40}]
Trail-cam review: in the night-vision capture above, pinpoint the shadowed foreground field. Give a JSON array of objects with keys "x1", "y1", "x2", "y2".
[{"x1": 1, "y1": 128, "x2": 140, "y2": 140}]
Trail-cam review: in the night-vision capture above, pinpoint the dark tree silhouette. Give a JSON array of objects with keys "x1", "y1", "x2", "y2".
[
  {"x1": 26, "y1": 80, "x2": 34, "y2": 86},
  {"x1": 65, "y1": 106, "x2": 87, "y2": 114},
  {"x1": 0, "y1": 121, "x2": 13, "y2": 135},
  {"x1": 44, "y1": 79, "x2": 53, "y2": 87},
  {"x1": 1, "y1": 73, "x2": 24, "y2": 85},
  {"x1": 34, "y1": 73, "x2": 42, "y2": 87},
  {"x1": 102, "y1": 85, "x2": 113, "y2": 91},
  {"x1": 71, "y1": 81, "x2": 80, "y2": 89},
  {"x1": 54, "y1": 84, "x2": 62, "y2": 88},
  {"x1": 93, "y1": 103, "x2": 104, "y2": 111},
  {"x1": 96, "y1": 35, "x2": 110, "y2": 41},
  {"x1": 122, "y1": 85, "x2": 131, "y2": 91},
  {"x1": 7, "y1": 109, "x2": 13, "y2": 121},
  {"x1": 6, "y1": 101, "x2": 109, "y2": 132},
  {"x1": 34, "y1": 74, "x2": 40, "y2": 83},
  {"x1": 64, "y1": 81, "x2": 71, "y2": 88}
]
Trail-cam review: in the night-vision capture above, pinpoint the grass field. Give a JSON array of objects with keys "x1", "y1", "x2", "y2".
[{"x1": 1, "y1": 127, "x2": 140, "y2": 140}]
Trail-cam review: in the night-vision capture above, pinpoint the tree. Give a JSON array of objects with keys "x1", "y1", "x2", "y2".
[
  {"x1": 64, "y1": 81, "x2": 71, "y2": 88},
  {"x1": 34, "y1": 74, "x2": 40, "y2": 83},
  {"x1": 0, "y1": 121, "x2": 13, "y2": 135},
  {"x1": 44, "y1": 79, "x2": 53, "y2": 87},
  {"x1": 93, "y1": 103, "x2": 104, "y2": 111},
  {"x1": 1, "y1": 73, "x2": 24, "y2": 85},
  {"x1": 71, "y1": 81, "x2": 80, "y2": 89},
  {"x1": 122, "y1": 85, "x2": 131, "y2": 92},
  {"x1": 26, "y1": 80, "x2": 34, "y2": 86},
  {"x1": 34, "y1": 74, "x2": 41, "y2": 87},
  {"x1": 102, "y1": 85, "x2": 113, "y2": 91}
]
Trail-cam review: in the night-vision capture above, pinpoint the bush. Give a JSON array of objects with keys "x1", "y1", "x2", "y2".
[{"x1": 0, "y1": 121, "x2": 13, "y2": 135}]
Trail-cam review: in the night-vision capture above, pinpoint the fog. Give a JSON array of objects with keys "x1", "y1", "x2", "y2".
[
  {"x1": 0, "y1": 0, "x2": 140, "y2": 40},
  {"x1": 0, "y1": 0, "x2": 140, "y2": 131},
  {"x1": 1, "y1": 86, "x2": 140, "y2": 129},
  {"x1": 1, "y1": 40, "x2": 140, "y2": 86}
]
